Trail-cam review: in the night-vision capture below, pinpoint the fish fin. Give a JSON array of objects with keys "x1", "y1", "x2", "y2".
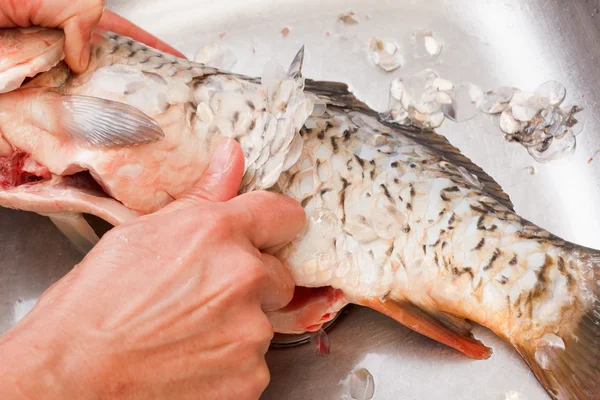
[
  {"x1": 51, "y1": 94, "x2": 165, "y2": 148},
  {"x1": 360, "y1": 297, "x2": 492, "y2": 360},
  {"x1": 304, "y1": 79, "x2": 515, "y2": 212},
  {"x1": 42, "y1": 212, "x2": 100, "y2": 254},
  {"x1": 512, "y1": 264, "x2": 600, "y2": 400}
]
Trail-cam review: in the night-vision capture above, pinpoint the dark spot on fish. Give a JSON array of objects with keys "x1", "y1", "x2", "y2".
[
  {"x1": 448, "y1": 226, "x2": 455, "y2": 230},
  {"x1": 246, "y1": 100, "x2": 255, "y2": 110},
  {"x1": 320, "y1": 188, "x2": 331, "y2": 196},
  {"x1": 403, "y1": 225, "x2": 411, "y2": 233},
  {"x1": 394, "y1": 178, "x2": 400, "y2": 184},
  {"x1": 301, "y1": 196, "x2": 312, "y2": 207},
  {"x1": 438, "y1": 209, "x2": 445, "y2": 217},
  {"x1": 434, "y1": 254, "x2": 439, "y2": 266},
  {"x1": 380, "y1": 184, "x2": 392, "y2": 201},
  {"x1": 391, "y1": 161, "x2": 399, "y2": 168},
  {"x1": 476, "y1": 215, "x2": 486, "y2": 230},
  {"x1": 489, "y1": 225, "x2": 498, "y2": 232},
  {"x1": 406, "y1": 203, "x2": 412, "y2": 211},
  {"x1": 127, "y1": 40, "x2": 134, "y2": 46},
  {"x1": 483, "y1": 249, "x2": 501, "y2": 271},
  {"x1": 343, "y1": 129, "x2": 351, "y2": 142},
  {"x1": 354, "y1": 155, "x2": 365, "y2": 167},
  {"x1": 444, "y1": 186, "x2": 460, "y2": 192},
  {"x1": 453, "y1": 267, "x2": 474, "y2": 279},
  {"x1": 479, "y1": 202, "x2": 497, "y2": 213},
  {"x1": 232, "y1": 111, "x2": 239, "y2": 127},
  {"x1": 448, "y1": 213, "x2": 456, "y2": 225},
  {"x1": 499, "y1": 276, "x2": 509, "y2": 285},
  {"x1": 410, "y1": 163, "x2": 417, "y2": 168},
  {"x1": 422, "y1": 245, "x2": 427, "y2": 254},
  {"x1": 248, "y1": 119, "x2": 256, "y2": 132},
  {"x1": 430, "y1": 238, "x2": 441, "y2": 247},
  {"x1": 440, "y1": 193, "x2": 450, "y2": 202},
  {"x1": 366, "y1": 193, "x2": 371, "y2": 198},
  {"x1": 530, "y1": 255, "x2": 553, "y2": 303},
  {"x1": 398, "y1": 195, "x2": 403, "y2": 202},
  {"x1": 557, "y1": 256, "x2": 566, "y2": 272},
  {"x1": 441, "y1": 241, "x2": 447, "y2": 249},
  {"x1": 421, "y1": 159, "x2": 428, "y2": 164},
  {"x1": 386, "y1": 243, "x2": 395, "y2": 257},
  {"x1": 509, "y1": 255, "x2": 518, "y2": 265},
  {"x1": 317, "y1": 131, "x2": 325, "y2": 140},
  {"x1": 370, "y1": 160, "x2": 376, "y2": 166},
  {"x1": 341, "y1": 178, "x2": 350, "y2": 190},
  {"x1": 470, "y1": 205, "x2": 487, "y2": 214},
  {"x1": 473, "y1": 238, "x2": 485, "y2": 251},
  {"x1": 330, "y1": 137, "x2": 338, "y2": 152}
]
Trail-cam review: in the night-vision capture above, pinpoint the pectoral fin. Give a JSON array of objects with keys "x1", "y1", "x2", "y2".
[
  {"x1": 360, "y1": 297, "x2": 492, "y2": 360},
  {"x1": 49, "y1": 94, "x2": 165, "y2": 148}
]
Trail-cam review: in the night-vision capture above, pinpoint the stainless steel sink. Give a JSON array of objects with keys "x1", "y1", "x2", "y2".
[{"x1": 3, "y1": 0, "x2": 600, "y2": 399}]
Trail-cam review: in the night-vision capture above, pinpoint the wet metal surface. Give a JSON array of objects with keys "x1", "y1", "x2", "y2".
[{"x1": 3, "y1": 0, "x2": 600, "y2": 399}]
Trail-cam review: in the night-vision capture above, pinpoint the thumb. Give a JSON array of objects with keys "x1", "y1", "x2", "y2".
[{"x1": 160, "y1": 137, "x2": 245, "y2": 212}]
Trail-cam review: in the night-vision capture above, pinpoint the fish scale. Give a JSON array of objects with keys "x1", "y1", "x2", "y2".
[{"x1": 0, "y1": 28, "x2": 597, "y2": 400}]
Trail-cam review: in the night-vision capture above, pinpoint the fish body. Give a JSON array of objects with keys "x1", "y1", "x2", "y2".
[{"x1": 0, "y1": 28, "x2": 598, "y2": 400}]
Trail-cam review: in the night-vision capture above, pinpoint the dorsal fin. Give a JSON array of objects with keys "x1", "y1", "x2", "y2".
[{"x1": 304, "y1": 79, "x2": 515, "y2": 212}]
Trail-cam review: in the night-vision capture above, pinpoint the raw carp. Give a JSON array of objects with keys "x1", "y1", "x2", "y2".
[{"x1": 0, "y1": 27, "x2": 598, "y2": 400}]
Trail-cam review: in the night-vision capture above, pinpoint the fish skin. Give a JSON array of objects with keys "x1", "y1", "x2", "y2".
[{"x1": 0, "y1": 28, "x2": 598, "y2": 400}]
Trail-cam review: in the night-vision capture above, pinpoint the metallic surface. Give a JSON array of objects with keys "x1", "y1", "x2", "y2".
[{"x1": 2, "y1": 0, "x2": 600, "y2": 399}]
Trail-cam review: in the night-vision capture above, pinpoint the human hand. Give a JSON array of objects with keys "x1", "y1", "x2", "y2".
[
  {"x1": 0, "y1": 137, "x2": 306, "y2": 400},
  {"x1": 0, "y1": 0, "x2": 185, "y2": 73}
]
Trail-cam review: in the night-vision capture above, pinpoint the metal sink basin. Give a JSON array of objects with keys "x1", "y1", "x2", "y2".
[{"x1": 3, "y1": 0, "x2": 600, "y2": 399}]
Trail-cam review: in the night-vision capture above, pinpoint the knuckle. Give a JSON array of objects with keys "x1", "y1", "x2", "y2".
[{"x1": 251, "y1": 362, "x2": 271, "y2": 396}]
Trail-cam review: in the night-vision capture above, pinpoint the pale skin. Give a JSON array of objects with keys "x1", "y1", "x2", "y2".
[{"x1": 0, "y1": 2, "x2": 306, "y2": 398}]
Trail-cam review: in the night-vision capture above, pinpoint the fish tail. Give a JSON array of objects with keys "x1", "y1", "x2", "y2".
[{"x1": 514, "y1": 253, "x2": 600, "y2": 400}]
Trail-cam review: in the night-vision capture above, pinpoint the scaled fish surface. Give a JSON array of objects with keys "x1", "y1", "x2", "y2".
[{"x1": 0, "y1": 27, "x2": 598, "y2": 400}]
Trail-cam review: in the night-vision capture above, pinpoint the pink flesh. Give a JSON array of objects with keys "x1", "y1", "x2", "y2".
[
  {"x1": 267, "y1": 287, "x2": 347, "y2": 334},
  {"x1": 0, "y1": 28, "x2": 343, "y2": 335}
]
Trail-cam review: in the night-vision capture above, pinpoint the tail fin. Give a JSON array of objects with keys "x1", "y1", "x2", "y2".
[{"x1": 515, "y1": 257, "x2": 600, "y2": 400}]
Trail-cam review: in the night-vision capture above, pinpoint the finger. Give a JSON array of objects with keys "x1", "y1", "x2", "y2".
[
  {"x1": 228, "y1": 191, "x2": 306, "y2": 250},
  {"x1": 258, "y1": 252, "x2": 295, "y2": 312},
  {"x1": 156, "y1": 137, "x2": 245, "y2": 214},
  {"x1": 61, "y1": 17, "x2": 97, "y2": 74},
  {"x1": 99, "y1": 10, "x2": 187, "y2": 58}
]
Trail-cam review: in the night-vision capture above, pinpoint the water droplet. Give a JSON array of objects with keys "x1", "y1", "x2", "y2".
[
  {"x1": 350, "y1": 368, "x2": 375, "y2": 399},
  {"x1": 535, "y1": 81, "x2": 566, "y2": 106},
  {"x1": 443, "y1": 83, "x2": 482, "y2": 122},
  {"x1": 310, "y1": 328, "x2": 330, "y2": 355}
]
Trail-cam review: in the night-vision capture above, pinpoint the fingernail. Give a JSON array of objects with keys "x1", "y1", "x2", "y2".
[{"x1": 205, "y1": 138, "x2": 236, "y2": 178}]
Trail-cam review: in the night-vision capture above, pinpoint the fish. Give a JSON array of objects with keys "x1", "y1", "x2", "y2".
[{"x1": 0, "y1": 27, "x2": 598, "y2": 400}]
